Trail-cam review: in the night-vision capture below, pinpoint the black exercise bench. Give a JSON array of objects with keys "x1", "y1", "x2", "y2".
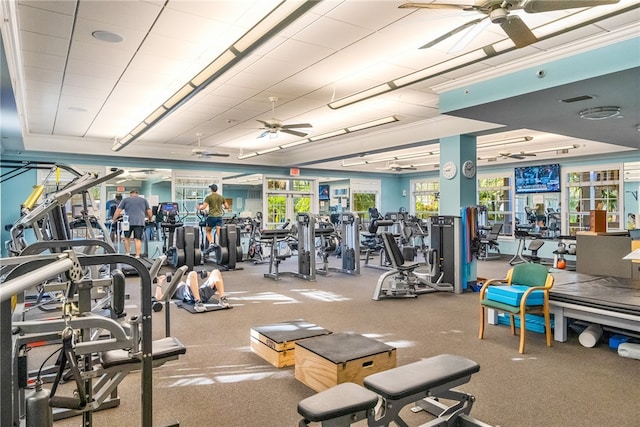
[{"x1": 298, "y1": 354, "x2": 491, "y2": 426}]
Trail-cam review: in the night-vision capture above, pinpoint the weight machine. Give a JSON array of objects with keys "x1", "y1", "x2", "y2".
[
  {"x1": 261, "y1": 228, "x2": 295, "y2": 280},
  {"x1": 329, "y1": 212, "x2": 360, "y2": 275},
  {"x1": 293, "y1": 212, "x2": 320, "y2": 281},
  {"x1": 1, "y1": 251, "x2": 185, "y2": 427}
]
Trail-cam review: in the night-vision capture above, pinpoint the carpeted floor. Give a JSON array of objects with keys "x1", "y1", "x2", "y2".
[{"x1": 49, "y1": 255, "x2": 640, "y2": 427}]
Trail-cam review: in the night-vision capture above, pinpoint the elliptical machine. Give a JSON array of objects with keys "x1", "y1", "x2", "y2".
[
  {"x1": 203, "y1": 213, "x2": 244, "y2": 271},
  {"x1": 160, "y1": 202, "x2": 202, "y2": 271}
]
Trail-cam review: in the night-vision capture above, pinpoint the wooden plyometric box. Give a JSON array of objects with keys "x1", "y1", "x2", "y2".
[
  {"x1": 589, "y1": 210, "x2": 607, "y2": 232},
  {"x1": 250, "y1": 320, "x2": 332, "y2": 368},
  {"x1": 295, "y1": 332, "x2": 397, "y2": 392}
]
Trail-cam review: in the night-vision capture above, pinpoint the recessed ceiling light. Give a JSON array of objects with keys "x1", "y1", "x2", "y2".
[
  {"x1": 578, "y1": 106, "x2": 621, "y2": 120},
  {"x1": 92, "y1": 30, "x2": 124, "y2": 43},
  {"x1": 68, "y1": 106, "x2": 87, "y2": 112}
]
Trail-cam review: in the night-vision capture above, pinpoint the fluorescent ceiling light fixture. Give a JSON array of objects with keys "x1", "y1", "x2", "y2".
[
  {"x1": 116, "y1": 179, "x2": 127, "y2": 184},
  {"x1": 477, "y1": 136, "x2": 533, "y2": 149},
  {"x1": 239, "y1": 116, "x2": 399, "y2": 160},
  {"x1": 328, "y1": 84, "x2": 393, "y2": 110},
  {"x1": 237, "y1": 152, "x2": 259, "y2": 160},
  {"x1": 308, "y1": 129, "x2": 348, "y2": 142},
  {"x1": 130, "y1": 122, "x2": 147, "y2": 137},
  {"x1": 163, "y1": 84, "x2": 195, "y2": 109},
  {"x1": 144, "y1": 106, "x2": 167, "y2": 124},
  {"x1": 190, "y1": 50, "x2": 236, "y2": 86},
  {"x1": 408, "y1": 161, "x2": 439, "y2": 168},
  {"x1": 346, "y1": 115, "x2": 398, "y2": 132},
  {"x1": 233, "y1": 2, "x2": 308, "y2": 52},
  {"x1": 392, "y1": 49, "x2": 485, "y2": 88},
  {"x1": 531, "y1": 144, "x2": 580, "y2": 154},
  {"x1": 113, "y1": 1, "x2": 319, "y2": 152},
  {"x1": 256, "y1": 146, "x2": 281, "y2": 155},
  {"x1": 280, "y1": 139, "x2": 310, "y2": 149},
  {"x1": 342, "y1": 150, "x2": 436, "y2": 167}
]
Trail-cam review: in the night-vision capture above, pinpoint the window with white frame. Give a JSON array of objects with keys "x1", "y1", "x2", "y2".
[
  {"x1": 477, "y1": 174, "x2": 514, "y2": 235},
  {"x1": 411, "y1": 179, "x2": 439, "y2": 219},
  {"x1": 565, "y1": 166, "x2": 622, "y2": 235}
]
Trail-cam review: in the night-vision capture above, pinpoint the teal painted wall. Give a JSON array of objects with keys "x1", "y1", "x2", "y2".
[
  {"x1": 1, "y1": 167, "x2": 37, "y2": 256},
  {"x1": 440, "y1": 37, "x2": 640, "y2": 112}
]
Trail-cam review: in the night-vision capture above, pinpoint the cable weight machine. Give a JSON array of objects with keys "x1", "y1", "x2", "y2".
[{"x1": 329, "y1": 212, "x2": 360, "y2": 275}]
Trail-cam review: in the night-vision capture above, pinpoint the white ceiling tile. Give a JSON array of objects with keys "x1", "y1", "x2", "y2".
[
  {"x1": 62, "y1": 72, "x2": 117, "y2": 91},
  {"x1": 324, "y1": 0, "x2": 411, "y2": 31},
  {"x1": 294, "y1": 16, "x2": 372, "y2": 50},
  {"x1": 19, "y1": 31, "x2": 69, "y2": 56},
  {"x1": 76, "y1": 0, "x2": 162, "y2": 30},
  {"x1": 151, "y1": 7, "x2": 237, "y2": 47},
  {"x1": 66, "y1": 58, "x2": 124, "y2": 80},
  {"x1": 21, "y1": 50, "x2": 66, "y2": 72},
  {"x1": 17, "y1": 3, "x2": 74, "y2": 39},
  {"x1": 24, "y1": 66, "x2": 63, "y2": 84},
  {"x1": 18, "y1": 0, "x2": 76, "y2": 15}
]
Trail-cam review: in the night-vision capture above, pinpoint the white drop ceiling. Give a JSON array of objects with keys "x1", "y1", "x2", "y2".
[{"x1": 1, "y1": 0, "x2": 638, "y2": 175}]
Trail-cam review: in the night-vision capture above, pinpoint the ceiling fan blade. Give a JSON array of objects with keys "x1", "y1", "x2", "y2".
[
  {"x1": 449, "y1": 17, "x2": 490, "y2": 53},
  {"x1": 521, "y1": 152, "x2": 537, "y2": 157},
  {"x1": 523, "y1": 0, "x2": 620, "y2": 13},
  {"x1": 510, "y1": 155, "x2": 525, "y2": 160},
  {"x1": 203, "y1": 152, "x2": 230, "y2": 157},
  {"x1": 420, "y1": 18, "x2": 484, "y2": 49},
  {"x1": 256, "y1": 119, "x2": 273, "y2": 128},
  {"x1": 281, "y1": 123, "x2": 313, "y2": 129},
  {"x1": 280, "y1": 128, "x2": 308, "y2": 138},
  {"x1": 501, "y1": 15, "x2": 537, "y2": 48},
  {"x1": 399, "y1": 2, "x2": 473, "y2": 11}
]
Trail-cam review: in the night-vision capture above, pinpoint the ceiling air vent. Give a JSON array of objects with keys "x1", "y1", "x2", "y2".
[{"x1": 560, "y1": 95, "x2": 594, "y2": 103}]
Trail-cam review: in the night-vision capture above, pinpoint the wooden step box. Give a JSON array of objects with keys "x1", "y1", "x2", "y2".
[
  {"x1": 295, "y1": 332, "x2": 397, "y2": 392},
  {"x1": 250, "y1": 320, "x2": 332, "y2": 368}
]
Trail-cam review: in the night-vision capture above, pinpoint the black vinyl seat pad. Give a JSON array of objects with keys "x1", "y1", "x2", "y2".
[
  {"x1": 297, "y1": 382, "x2": 378, "y2": 422},
  {"x1": 364, "y1": 354, "x2": 479, "y2": 400}
]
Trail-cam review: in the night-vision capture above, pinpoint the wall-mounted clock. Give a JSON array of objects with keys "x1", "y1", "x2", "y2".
[
  {"x1": 442, "y1": 161, "x2": 457, "y2": 180},
  {"x1": 462, "y1": 160, "x2": 476, "y2": 178}
]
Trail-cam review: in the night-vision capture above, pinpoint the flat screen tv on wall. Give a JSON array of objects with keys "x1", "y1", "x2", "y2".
[
  {"x1": 319, "y1": 184, "x2": 330, "y2": 201},
  {"x1": 514, "y1": 163, "x2": 561, "y2": 194}
]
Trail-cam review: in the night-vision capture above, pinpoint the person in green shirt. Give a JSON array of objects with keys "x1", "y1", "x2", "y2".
[{"x1": 198, "y1": 184, "x2": 228, "y2": 248}]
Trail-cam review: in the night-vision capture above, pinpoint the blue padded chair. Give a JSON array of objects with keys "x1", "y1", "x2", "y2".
[{"x1": 479, "y1": 263, "x2": 554, "y2": 353}]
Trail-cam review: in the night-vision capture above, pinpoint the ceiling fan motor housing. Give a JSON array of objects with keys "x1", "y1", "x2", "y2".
[{"x1": 489, "y1": 7, "x2": 508, "y2": 23}]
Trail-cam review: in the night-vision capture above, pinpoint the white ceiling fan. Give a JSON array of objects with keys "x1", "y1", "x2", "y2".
[
  {"x1": 498, "y1": 150, "x2": 536, "y2": 160},
  {"x1": 190, "y1": 133, "x2": 229, "y2": 158},
  {"x1": 377, "y1": 162, "x2": 418, "y2": 171},
  {"x1": 400, "y1": 0, "x2": 620, "y2": 50},
  {"x1": 257, "y1": 97, "x2": 313, "y2": 139}
]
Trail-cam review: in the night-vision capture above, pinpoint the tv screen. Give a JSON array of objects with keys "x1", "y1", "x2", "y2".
[
  {"x1": 319, "y1": 184, "x2": 330, "y2": 201},
  {"x1": 515, "y1": 164, "x2": 561, "y2": 194}
]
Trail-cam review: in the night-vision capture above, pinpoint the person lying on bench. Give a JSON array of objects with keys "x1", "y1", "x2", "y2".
[{"x1": 155, "y1": 269, "x2": 231, "y2": 312}]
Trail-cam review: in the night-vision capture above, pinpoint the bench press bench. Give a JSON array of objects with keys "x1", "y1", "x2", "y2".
[{"x1": 298, "y1": 354, "x2": 491, "y2": 427}]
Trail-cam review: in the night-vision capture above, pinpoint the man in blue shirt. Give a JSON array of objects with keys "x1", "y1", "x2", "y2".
[{"x1": 111, "y1": 189, "x2": 152, "y2": 257}]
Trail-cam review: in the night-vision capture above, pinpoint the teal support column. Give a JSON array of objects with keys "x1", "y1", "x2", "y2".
[
  {"x1": 439, "y1": 134, "x2": 477, "y2": 215},
  {"x1": 438, "y1": 134, "x2": 477, "y2": 293}
]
